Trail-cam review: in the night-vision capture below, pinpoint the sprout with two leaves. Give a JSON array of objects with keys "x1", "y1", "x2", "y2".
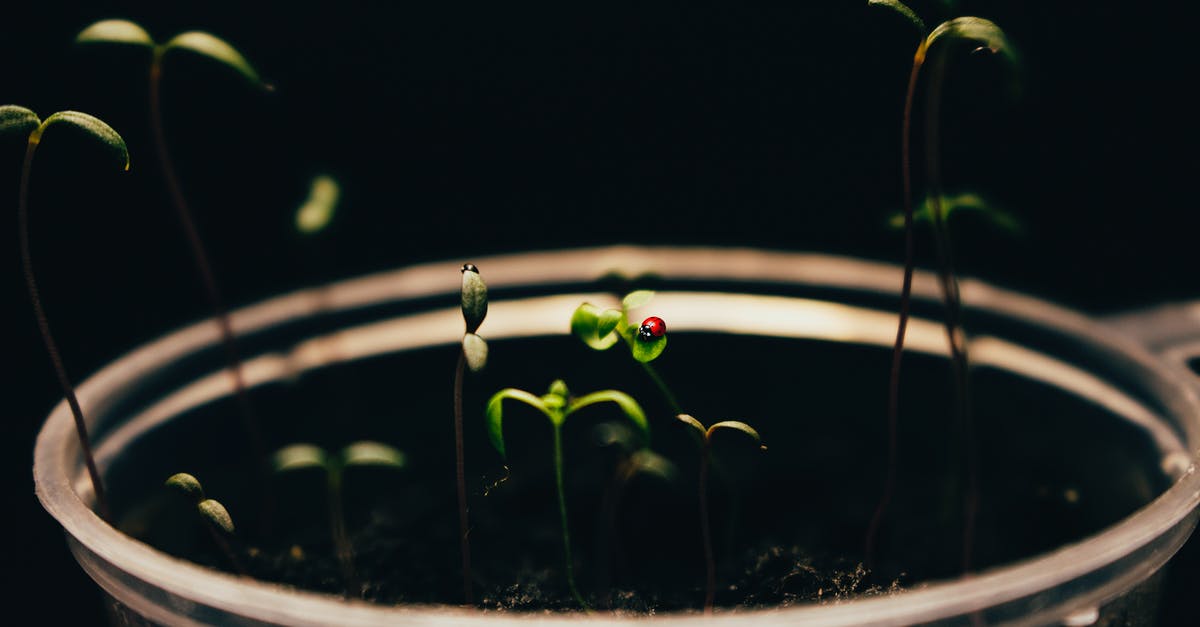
[
  {"x1": 571, "y1": 290, "x2": 679, "y2": 413},
  {"x1": 675, "y1": 415, "x2": 765, "y2": 614},
  {"x1": 165, "y1": 473, "x2": 245, "y2": 575},
  {"x1": 3, "y1": 105, "x2": 128, "y2": 521},
  {"x1": 486, "y1": 380, "x2": 649, "y2": 610},
  {"x1": 76, "y1": 20, "x2": 272, "y2": 461},
  {"x1": 455, "y1": 263, "x2": 488, "y2": 603},
  {"x1": 271, "y1": 441, "x2": 406, "y2": 596},
  {"x1": 866, "y1": 0, "x2": 1018, "y2": 571}
]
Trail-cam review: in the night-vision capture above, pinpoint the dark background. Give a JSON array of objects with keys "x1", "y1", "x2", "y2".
[{"x1": 4, "y1": 1, "x2": 1199, "y2": 623}]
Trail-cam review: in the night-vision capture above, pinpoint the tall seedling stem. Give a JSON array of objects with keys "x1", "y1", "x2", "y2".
[
  {"x1": 456, "y1": 263, "x2": 489, "y2": 604},
  {"x1": 6, "y1": 106, "x2": 129, "y2": 521}
]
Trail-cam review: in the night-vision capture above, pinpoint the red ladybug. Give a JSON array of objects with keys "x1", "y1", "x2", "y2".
[{"x1": 638, "y1": 316, "x2": 666, "y2": 341}]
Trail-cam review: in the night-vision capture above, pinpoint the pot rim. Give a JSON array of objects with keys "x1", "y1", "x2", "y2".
[{"x1": 34, "y1": 245, "x2": 1200, "y2": 626}]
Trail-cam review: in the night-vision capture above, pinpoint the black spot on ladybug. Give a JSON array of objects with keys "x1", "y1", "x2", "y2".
[{"x1": 638, "y1": 316, "x2": 666, "y2": 342}]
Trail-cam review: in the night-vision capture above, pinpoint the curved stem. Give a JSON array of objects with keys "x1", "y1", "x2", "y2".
[
  {"x1": 553, "y1": 423, "x2": 588, "y2": 610},
  {"x1": 699, "y1": 443, "x2": 715, "y2": 615},
  {"x1": 18, "y1": 138, "x2": 111, "y2": 522},
  {"x1": 640, "y1": 361, "x2": 682, "y2": 414},
  {"x1": 866, "y1": 48, "x2": 925, "y2": 568},
  {"x1": 205, "y1": 523, "x2": 248, "y2": 576},
  {"x1": 924, "y1": 50, "x2": 977, "y2": 575},
  {"x1": 453, "y1": 350, "x2": 474, "y2": 604},
  {"x1": 149, "y1": 54, "x2": 264, "y2": 463}
]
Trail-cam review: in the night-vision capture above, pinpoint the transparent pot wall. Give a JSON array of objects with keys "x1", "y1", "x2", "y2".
[{"x1": 35, "y1": 247, "x2": 1200, "y2": 626}]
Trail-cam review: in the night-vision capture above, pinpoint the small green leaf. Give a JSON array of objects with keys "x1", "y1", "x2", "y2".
[
  {"x1": 75, "y1": 19, "x2": 155, "y2": 47},
  {"x1": 165, "y1": 472, "x2": 205, "y2": 501},
  {"x1": 630, "y1": 333, "x2": 667, "y2": 363},
  {"x1": 887, "y1": 193, "x2": 1022, "y2": 235},
  {"x1": 566, "y1": 390, "x2": 649, "y2": 446},
  {"x1": 675, "y1": 414, "x2": 707, "y2": 440},
  {"x1": 198, "y1": 498, "x2": 236, "y2": 534},
  {"x1": 621, "y1": 290, "x2": 655, "y2": 311},
  {"x1": 926, "y1": 17, "x2": 1016, "y2": 64},
  {"x1": 295, "y1": 174, "x2": 340, "y2": 234},
  {"x1": 867, "y1": 0, "x2": 927, "y2": 34},
  {"x1": 708, "y1": 421, "x2": 765, "y2": 449},
  {"x1": 628, "y1": 449, "x2": 678, "y2": 482},
  {"x1": 486, "y1": 388, "x2": 553, "y2": 458},
  {"x1": 548, "y1": 379, "x2": 569, "y2": 400},
  {"x1": 597, "y1": 309, "x2": 622, "y2": 338},
  {"x1": 341, "y1": 441, "x2": 406, "y2": 469},
  {"x1": 163, "y1": 31, "x2": 264, "y2": 86},
  {"x1": 570, "y1": 303, "x2": 621, "y2": 350},
  {"x1": 593, "y1": 421, "x2": 639, "y2": 453},
  {"x1": 463, "y1": 333, "x2": 488, "y2": 372},
  {"x1": 271, "y1": 444, "x2": 329, "y2": 473},
  {"x1": 39, "y1": 111, "x2": 130, "y2": 170},
  {"x1": 461, "y1": 263, "x2": 488, "y2": 333},
  {"x1": 0, "y1": 105, "x2": 41, "y2": 137}
]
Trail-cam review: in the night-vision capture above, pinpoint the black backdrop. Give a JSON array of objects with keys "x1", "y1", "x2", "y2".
[{"x1": 4, "y1": 1, "x2": 1200, "y2": 623}]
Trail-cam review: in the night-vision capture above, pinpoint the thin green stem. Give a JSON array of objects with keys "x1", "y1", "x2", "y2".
[
  {"x1": 640, "y1": 361, "x2": 681, "y2": 414},
  {"x1": 18, "y1": 137, "x2": 111, "y2": 522},
  {"x1": 699, "y1": 442, "x2": 715, "y2": 615},
  {"x1": 453, "y1": 350, "x2": 474, "y2": 604},
  {"x1": 327, "y1": 467, "x2": 358, "y2": 596},
  {"x1": 553, "y1": 423, "x2": 588, "y2": 610}
]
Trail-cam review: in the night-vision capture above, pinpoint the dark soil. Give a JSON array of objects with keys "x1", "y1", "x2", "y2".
[{"x1": 110, "y1": 334, "x2": 1168, "y2": 613}]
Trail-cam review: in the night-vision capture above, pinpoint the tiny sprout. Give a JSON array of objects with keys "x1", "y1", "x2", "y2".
[
  {"x1": 295, "y1": 174, "x2": 341, "y2": 234},
  {"x1": 675, "y1": 414, "x2": 765, "y2": 614},
  {"x1": 6, "y1": 105, "x2": 130, "y2": 522},
  {"x1": 571, "y1": 291, "x2": 678, "y2": 412},
  {"x1": 487, "y1": 380, "x2": 649, "y2": 609},
  {"x1": 455, "y1": 262, "x2": 489, "y2": 604},
  {"x1": 887, "y1": 192, "x2": 1022, "y2": 235},
  {"x1": 165, "y1": 473, "x2": 244, "y2": 574},
  {"x1": 272, "y1": 441, "x2": 405, "y2": 596}
]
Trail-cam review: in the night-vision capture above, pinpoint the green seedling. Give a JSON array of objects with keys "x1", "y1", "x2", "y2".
[
  {"x1": 272, "y1": 441, "x2": 406, "y2": 595},
  {"x1": 675, "y1": 415, "x2": 765, "y2": 614},
  {"x1": 887, "y1": 192, "x2": 1021, "y2": 235},
  {"x1": 867, "y1": 0, "x2": 1017, "y2": 571},
  {"x1": 487, "y1": 380, "x2": 649, "y2": 610},
  {"x1": 455, "y1": 263, "x2": 489, "y2": 604},
  {"x1": 294, "y1": 174, "x2": 341, "y2": 235},
  {"x1": 571, "y1": 290, "x2": 679, "y2": 413},
  {"x1": 592, "y1": 422, "x2": 676, "y2": 607},
  {"x1": 165, "y1": 472, "x2": 245, "y2": 575},
  {"x1": 4, "y1": 105, "x2": 128, "y2": 522},
  {"x1": 76, "y1": 20, "x2": 271, "y2": 462}
]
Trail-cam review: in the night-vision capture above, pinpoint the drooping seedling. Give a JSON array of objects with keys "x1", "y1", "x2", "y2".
[
  {"x1": 76, "y1": 20, "x2": 271, "y2": 462},
  {"x1": 486, "y1": 380, "x2": 649, "y2": 610},
  {"x1": 675, "y1": 415, "x2": 765, "y2": 614},
  {"x1": 866, "y1": 0, "x2": 1017, "y2": 572},
  {"x1": 571, "y1": 290, "x2": 678, "y2": 412},
  {"x1": 4, "y1": 105, "x2": 129, "y2": 522},
  {"x1": 165, "y1": 472, "x2": 245, "y2": 575},
  {"x1": 271, "y1": 441, "x2": 406, "y2": 596},
  {"x1": 455, "y1": 263, "x2": 489, "y2": 604}
]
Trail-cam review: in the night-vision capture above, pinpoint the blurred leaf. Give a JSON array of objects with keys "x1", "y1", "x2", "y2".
[
  {"x1": 271, "y1": 443, "x2": 329, "y2": 473},
  {"x1": 341, "y1": 441, "x2": 406, "y2": 469},
  {"x1": 567, "y1": 390, "x2": 649, "y2": 446},
  {"x1": 621, "y1": 290, "x2": 655, "y2": 311},
  {"x1": 887, "y1": 192, "x2": 1022, "y2": 234},
  {"x1": 675, "y1": 414, "x2": 707, "y2": 439},
  {"x1": 926, "y1": 17, "x2": 1016, "y2": 65},
  {"x1": 597, "y1": 309, "x2": 623, "y2": 339},
  {"x1": 163, "y1": 31, "x2": 264, "y2": 86},
  {"x1": 570, "y1": 303, "x2": 621, "y2": 350},
  {"x1": 708, "y1": 421, "x2": 764, "y2": 447},
  {"x1": 75, "y1": 19, "x2": 155, "y2": 47},
  {"x1": 628, "y1": 449, "x2": 678, "y2": 482},
  {"x1": 867, "y1": 0, "x2": 926, "y2": 34},
  {"x1": 295, "y1": 174, "x2": 340, "y2": 234}
]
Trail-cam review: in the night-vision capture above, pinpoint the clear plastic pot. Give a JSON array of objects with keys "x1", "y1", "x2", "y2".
[{"x1": 34, "y1": 246, "x2": 1200, "y2": 626}]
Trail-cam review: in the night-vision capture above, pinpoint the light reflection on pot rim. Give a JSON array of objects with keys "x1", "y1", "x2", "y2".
[{"x1": 34, "y1": 246, "x2": 1200, "y2": 626}]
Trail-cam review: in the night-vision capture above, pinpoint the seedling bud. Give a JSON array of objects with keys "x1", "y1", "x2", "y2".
[
  {"x1": 198, "y1": 499, "x2": 236, "y2": 534},
  {"x1": 166, "y1": 472, "x2": 205, "y2": 500},
  {"x1": 463, "y1": 333, "x2": 488, "y2": 372},
  {"x1": 461, "y1": 263, "x2": 488, "y2": 333}
]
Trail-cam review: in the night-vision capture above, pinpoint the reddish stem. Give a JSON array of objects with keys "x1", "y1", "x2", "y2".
[
  {"x1": 453, "y1": 350, "x2": 474, "y2": 604},
  {"x1": 18, "y1": 137, "x2": 111, "y2": 522},
  {"x1": 699, "y1": 441, "x2": 715, "y2": 615}
]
